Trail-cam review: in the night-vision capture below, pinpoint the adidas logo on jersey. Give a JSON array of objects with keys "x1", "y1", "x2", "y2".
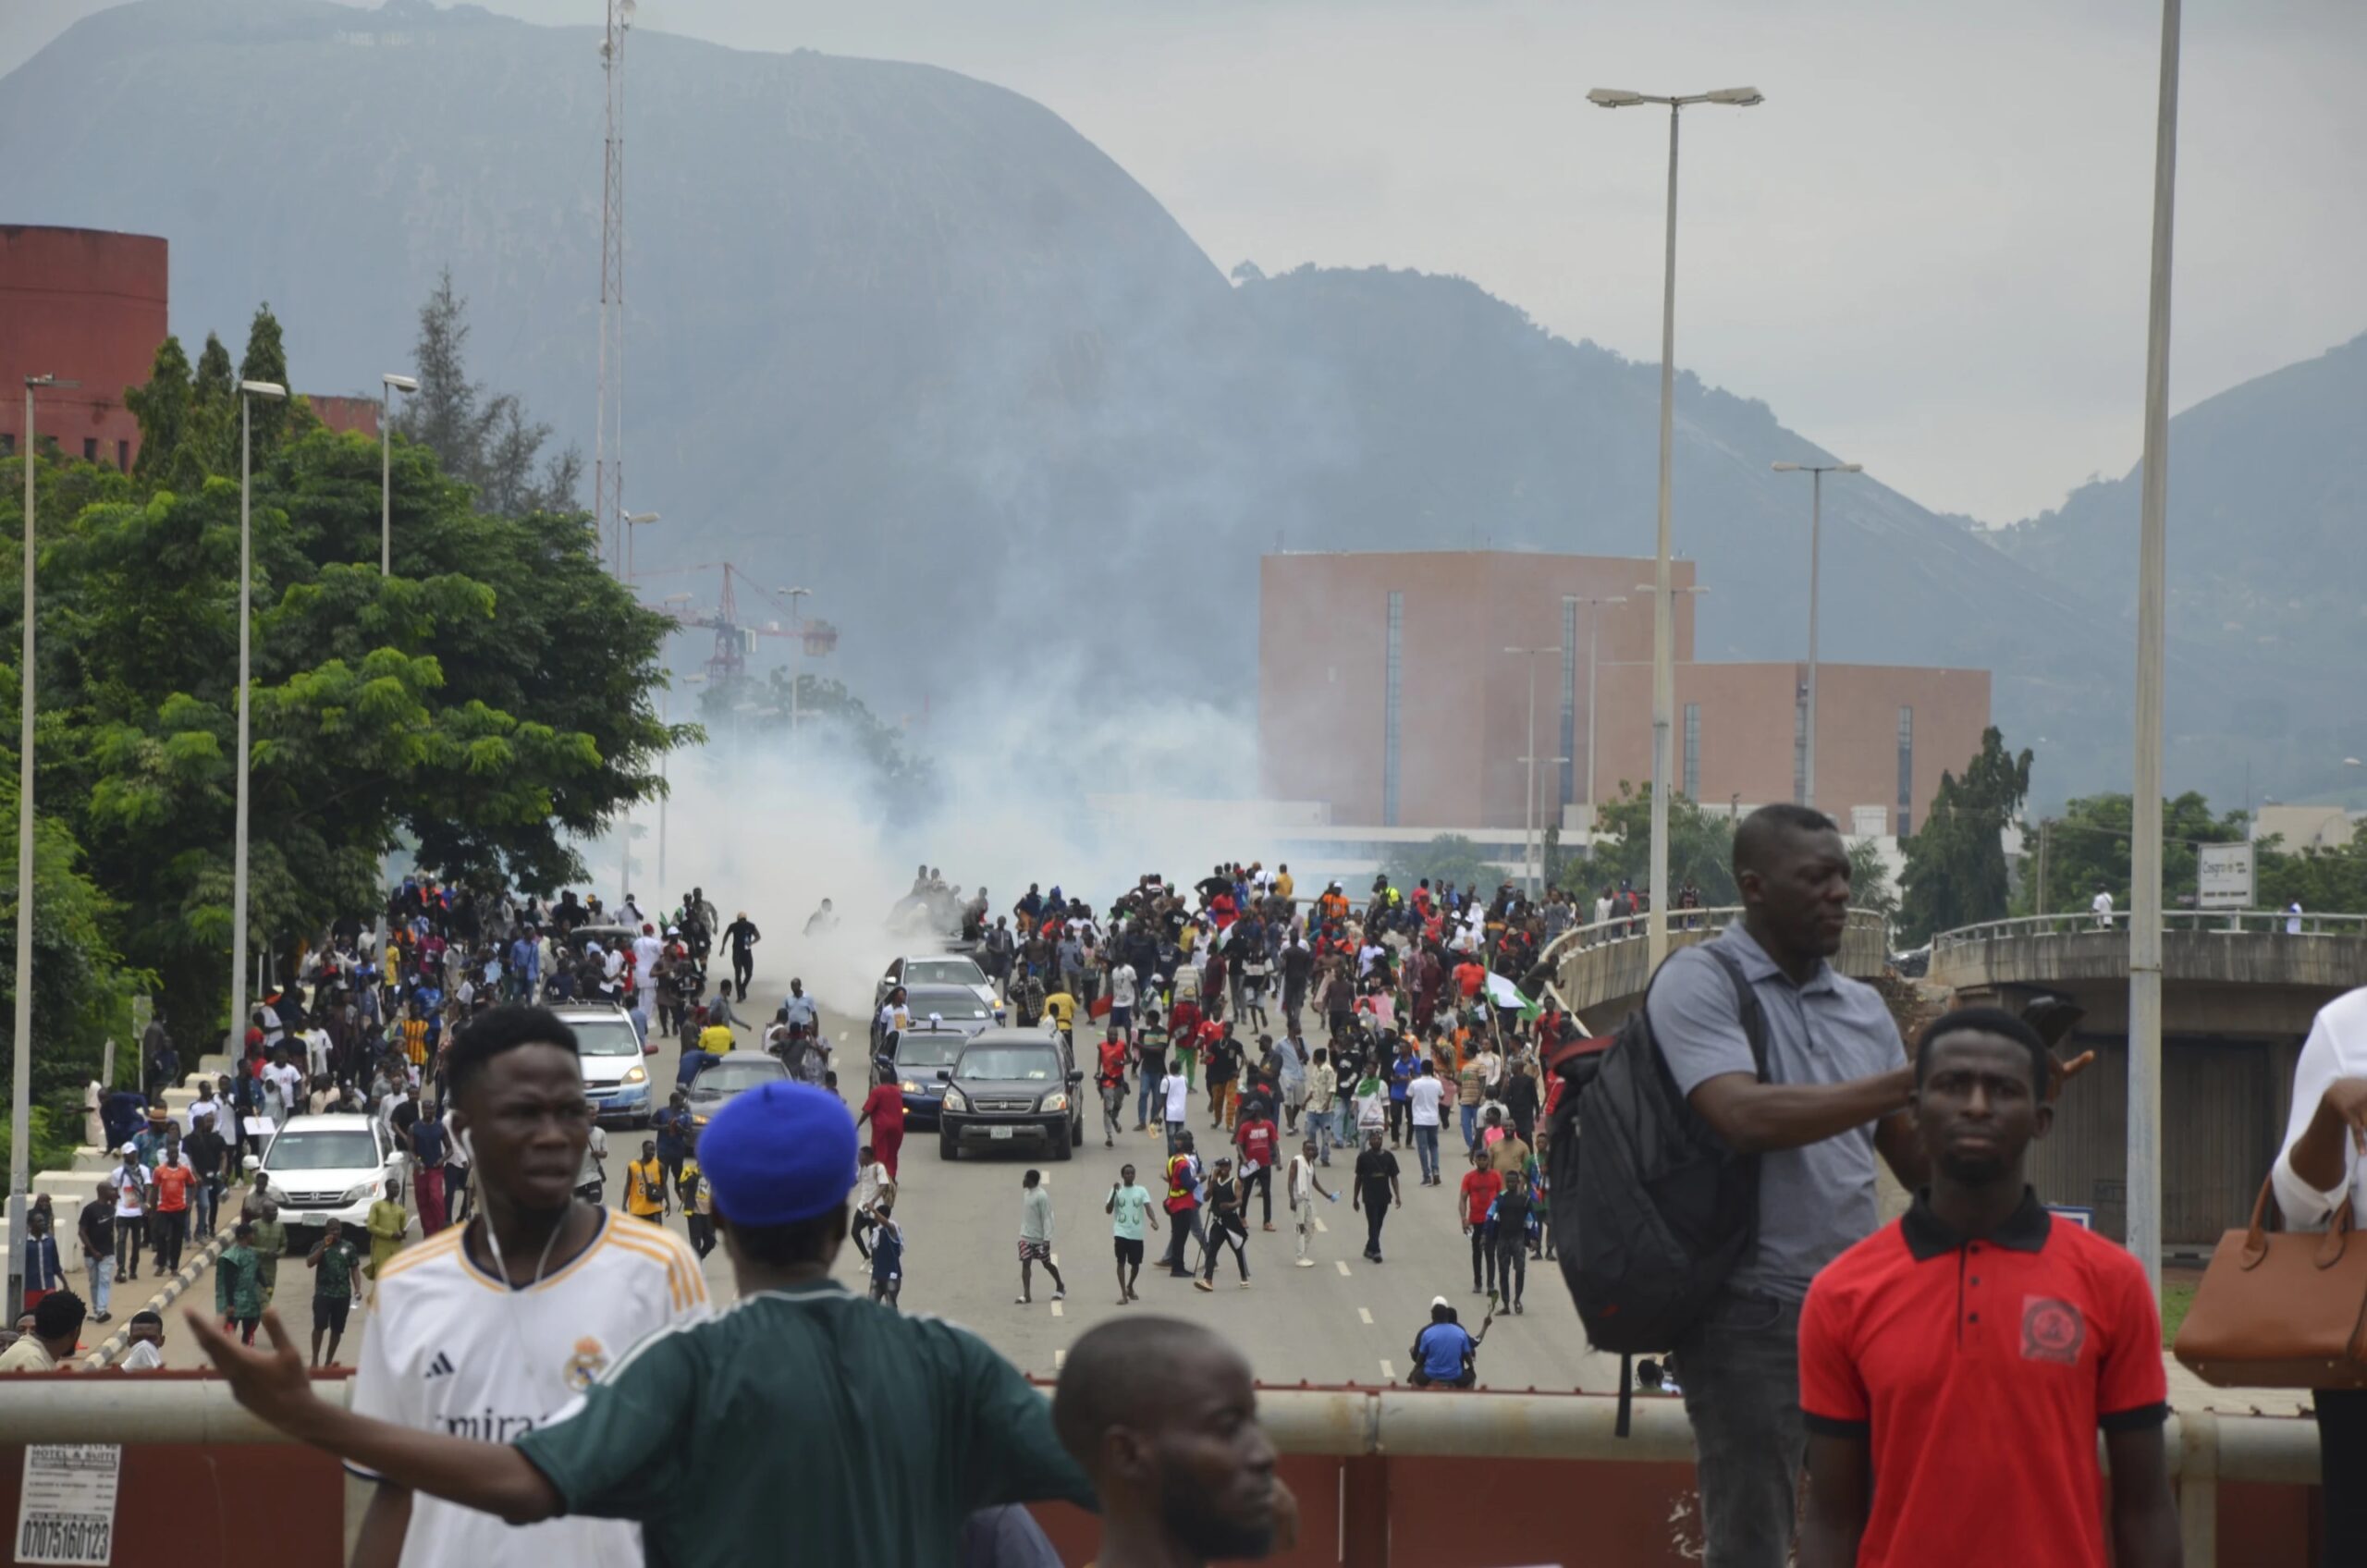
[{"x1": 423, "y1": 1351, "x2": 456, "y2": 1379}]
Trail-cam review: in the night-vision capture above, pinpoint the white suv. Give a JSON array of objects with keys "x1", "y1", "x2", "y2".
[{"x1": 247, "y1": 1113, "x2": 407, "y2": 1246}]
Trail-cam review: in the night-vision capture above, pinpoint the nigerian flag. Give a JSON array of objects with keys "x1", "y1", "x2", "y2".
[{"x1": 1483, "y1": 971, "x2": 1543, "y2": 1021}]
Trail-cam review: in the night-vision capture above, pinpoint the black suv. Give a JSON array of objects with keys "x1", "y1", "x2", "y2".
[{"x1": 937, "y1": 1028, "x2": 1083, "y2": 1161}]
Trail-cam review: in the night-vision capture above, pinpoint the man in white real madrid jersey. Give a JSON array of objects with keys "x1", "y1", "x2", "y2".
[{"x1": 350, "y1": 1006, "x2": 708, "y2": 1568}]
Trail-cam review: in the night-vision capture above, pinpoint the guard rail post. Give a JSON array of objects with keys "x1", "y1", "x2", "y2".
[{"x1": 2178, "y1": 1408, "x2": 2218, "y2": 1568}]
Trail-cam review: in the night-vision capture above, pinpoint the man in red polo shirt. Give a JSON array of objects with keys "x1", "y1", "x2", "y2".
[{"x1": 1798, "y1": 1009, "x2": 2177, "y2": 1568}]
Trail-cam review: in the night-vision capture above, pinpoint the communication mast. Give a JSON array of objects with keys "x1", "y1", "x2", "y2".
[{"x1": 594, "y1": 0, "x2": 634, "y2": 571}]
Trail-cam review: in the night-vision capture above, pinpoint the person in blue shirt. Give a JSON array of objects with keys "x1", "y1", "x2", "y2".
[
  {"x1": 1386, "y1": 1039, "x2": 1418, "y2": 1147},
  {"x1": 653, "y1": 1093, "x2": 693, "y2": 1188},
  {"x1": 1407, "y1": 1297, "x2": 1478, "y2": 1390}
]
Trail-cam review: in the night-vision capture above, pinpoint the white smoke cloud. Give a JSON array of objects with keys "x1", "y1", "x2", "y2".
[{"x1": 633, "y1": 674, "x2": 1266, "y2": 1018}]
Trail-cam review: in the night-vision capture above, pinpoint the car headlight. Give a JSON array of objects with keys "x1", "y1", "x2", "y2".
[
  {"x1": 693, "y1": 1112, "x2": 710, "y2": 1126},
  {"x1": 340, "y1": 1183, "x2": 374, "y2": 1205},
  {"x1": 1039, "y1": 1092, "x2": 1069, "y2": 1113},
  {"x1": 900, "y1": 1080, "x2": 923, "y2": 1094},
  {"x1": 943, "y1": 1087, "x2": 969, "y2": 1112},
  {"x1": 623, "y1": 1065, "x2": 647, "y2": 1084}
]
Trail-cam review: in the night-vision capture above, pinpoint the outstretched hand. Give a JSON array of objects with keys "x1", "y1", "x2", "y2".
[
  {"x1": 184, "y1": 1308, "x2": 325, "y2": 1438},
  {"x1": 2045, "y1": 1049, "x2": 2097, "y2": 1103}
]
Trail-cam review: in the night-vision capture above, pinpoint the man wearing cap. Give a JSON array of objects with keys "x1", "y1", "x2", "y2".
[{"x1": 188, "y1": 1077, "x2": 1097, "y2": 1566}]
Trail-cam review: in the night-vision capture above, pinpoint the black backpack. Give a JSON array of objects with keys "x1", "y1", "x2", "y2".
[{"x1": 1545, "y1": 945, "x2": 1767, "y2": 1431}]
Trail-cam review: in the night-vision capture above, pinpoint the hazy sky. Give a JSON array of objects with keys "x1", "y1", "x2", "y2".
[{"x1": 16, "y1": 0, "x2": 2366, "y2": 523}]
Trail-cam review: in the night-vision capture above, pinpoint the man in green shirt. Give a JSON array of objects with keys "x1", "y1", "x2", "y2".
[
  {"x1": 247, "y1": 1203, "x2": 288, "y2": 1309},
  {"x1": 214, "y1": 1221, "x2": 264, "y2": 1345},
  {"x1": 305, "y1": 1219, "x2": 362, "y2": 1367},
  {"x1": 186, "y1": 1079, "x2": 1096, "y2": 1565}
]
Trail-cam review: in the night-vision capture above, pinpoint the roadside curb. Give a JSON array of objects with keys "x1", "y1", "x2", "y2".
[{"x1": 82, "y1": 1220, "x2": 229, "y2": 1369}]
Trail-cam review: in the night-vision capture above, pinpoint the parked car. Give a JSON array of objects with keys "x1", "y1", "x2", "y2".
[
  {"x1": 871, "y1": 1026, "x2": 969, "y2": 1127},
  {"x1": 245, "y1": 1113, "x2": 407, "y2": 1251},
  {"x1": 875, "y1": 953, "x2": 997, "y2": 1011},
  {"x1": 685, "y1": 1053, "x2": 791, "y2": 1131},
  {"x1": 937, "y1": 1029, "x2": 1084, "y2": 1162},
  {"x1": 560, "y1": 1003, "x2": 656, "y2": 1128}
]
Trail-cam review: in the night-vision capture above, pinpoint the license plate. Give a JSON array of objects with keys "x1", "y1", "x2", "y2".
[
  {"x1": 299, "y1": 1212, "x2": 327, "y2": 1227},
  {"x1": 989, "y1": 1126, "x2": 1014, "y2": 1140}
]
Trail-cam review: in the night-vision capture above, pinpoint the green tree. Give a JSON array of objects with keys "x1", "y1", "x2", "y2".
[
  {"x1": 185, "y1": 332, "x2": 238, "y2": 479},
  {"x1": 1384, "y1": 833, "x2": 1495, "y2": 896},
  {"x1": 399, "y1": 268, "x2": 580, "y2": 515},
  {"x1": 33, "y1": 418, "x2": 675, "y2": 1034},
  {"x1": 123, "y1": 336, "x2": 192, "y2": 487},
  {"x1": 237, "y1": 303, "x2": 298, "y2": 457},
  {"x1": 1898, "y1": 727, "x2": 2032, "y2": 942},
  {"x1": 2257, "y1": 834, "x2": 2367, "y2": 914},
  {"x1": 2027, "y1": 791, "x2": 2247, "y2": 915},
  {"x1": 1581, "y1": 781, "x2": 1741, "y2": 904},
  {"x1": 1847, "y1": 839, "x2": 1900, "y2": 928}
]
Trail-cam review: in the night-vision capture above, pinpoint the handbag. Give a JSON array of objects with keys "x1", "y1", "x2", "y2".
[{"x1": 2173, "y1": 1176, "x2": 2367, "y2": 1389}]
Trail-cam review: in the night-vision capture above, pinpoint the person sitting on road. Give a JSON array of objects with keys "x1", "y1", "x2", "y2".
[{"x1": 1407, "y1": 1297, "x2": 1478, "y2": 1390}]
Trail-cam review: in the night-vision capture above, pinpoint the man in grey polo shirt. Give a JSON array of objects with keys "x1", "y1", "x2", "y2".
[{"x1": 1645, "y1": 803, "x2": 1923, "y2": 1568}]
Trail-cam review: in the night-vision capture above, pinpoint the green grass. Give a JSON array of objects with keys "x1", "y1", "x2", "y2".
[{"x1": 2160, "y1": 1282, "x2": 2196, "y2": 1349}]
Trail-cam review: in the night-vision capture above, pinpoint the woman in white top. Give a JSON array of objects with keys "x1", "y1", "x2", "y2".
[{"x1": 2271, "y1": 985, "x2": 2367, "y2": 1564}]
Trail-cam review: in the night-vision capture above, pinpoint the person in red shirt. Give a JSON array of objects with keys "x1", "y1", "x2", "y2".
[
  {"x1": 1095, "y1": 1028, "x2": 1130, "y2": 1148},
  {"x1": 855, "y1": 1077, "x2": 907, "y2": 1179},
  {"x1": 1458, "y1": 1150, "x2": 1503, "y2": 1295},
  {"x1": 149, "y1": 1135, "x2": 197, "y2": 1274},
  {"x1": 1233, "y1": 1110, "x2": 1280, "y2": 1231},
  {"x1": 1798, "y1": 1010, "x2": 2177, "y2": 1568},
  {"x1": 1452, "y1": 958, "x2": 1487, "y2": 1003}
]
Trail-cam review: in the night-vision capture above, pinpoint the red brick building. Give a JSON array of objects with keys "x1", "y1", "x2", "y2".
[
  {"x1": 1259, "y1": 550, "x2": 1988, "y2": 838},
  {"x1": 0, "y1": 225, "x2": 168, "y2": 472}
]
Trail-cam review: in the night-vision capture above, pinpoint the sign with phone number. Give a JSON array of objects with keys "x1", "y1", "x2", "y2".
[{"x1": 15, "y1": 1445, "x2": 120, "y2": 1566}]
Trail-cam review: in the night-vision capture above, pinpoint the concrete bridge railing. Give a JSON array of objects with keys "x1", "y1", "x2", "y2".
[
  {"x1": 1543, "y1": 906, "x2": 1893, "y2": 1023},
  {"x1": 1930, "y1": 910, "x2": 2367, "y2": 999}
]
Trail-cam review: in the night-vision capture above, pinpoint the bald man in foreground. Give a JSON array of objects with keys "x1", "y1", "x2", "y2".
[{"x1": 1052, "y1": 1317, "x2": 1294, "y2": 1566}]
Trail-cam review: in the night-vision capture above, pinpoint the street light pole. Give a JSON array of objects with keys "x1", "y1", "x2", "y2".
[
  {"x1": 1772, "y1": 460, "x2": 1862, "y2": 811},
  {"x1": 1505, "y1": 645, "x2": 1559, "y2": 895},
  {"x1": 1588, "y1": 84, "x2": 1763, "y2": 970},
  {"x1": 8, "y1": 374, "x2": 62, "y2": 1312},
  {"x1": 1575, "y1": 594, "x2": 1625, "y2": 828},
  {"x1": 229, "y1": 381, "x2": 287, "y2": 1072},
  {"x1": 2128, "y1": 0, "x2": 2183, "y2": 1296},
  {"x1": 616, "y1": 512, "x2": 658, "y2": 905},
  {"x1": 783, "y1": 586, "x2": 811, "y2": 735},
  {"x1": 379, "y1": 374, "x2": 417, "y2": 575}
]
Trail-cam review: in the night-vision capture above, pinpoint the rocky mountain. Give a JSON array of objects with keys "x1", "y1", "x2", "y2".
[
  {"x1": 2, "y1": 0, "x2": 2356, "y2": 805},
  {"x1": 1993, "y1": 332, "x2": 2367, "y2": 803}
]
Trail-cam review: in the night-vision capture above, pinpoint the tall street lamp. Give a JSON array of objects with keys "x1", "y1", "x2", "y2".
[
  {"x1": 1771, "y1": 459, "x2": 1862, "y2": 812},
  {"x1": 2127, "y1": 0, "x2": 2184, "y2": 1295},
  {"x1": 227, "y1": 380, "x2": 287, "y2": 1074},
  {"x1": 1573, "y1": 594, "x2": 1625, "y2": 829},
  {"x1": 781, "y1": 585, "x2": 810, "y2": 733},
  {"x1": 379, "y1": 374, "x2": 416, "y2": 574},
  {"x1": 1504, "y1": 645, "x2": 1562, "y2": 895},
  {"x1": 1588, "y1": 83, "x2": 1764, "y2": 969},
  {"x1": 7, "y1": 373, "x2": 69, "y2": 1313},
  {"x1": 623, "y1": 511, "x2": 660, "y2": 584}
]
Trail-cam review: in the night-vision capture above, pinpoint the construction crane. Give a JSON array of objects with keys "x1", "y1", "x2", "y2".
[{"x1": 638, "y1": 562, "x2": 838, "y2": 692}]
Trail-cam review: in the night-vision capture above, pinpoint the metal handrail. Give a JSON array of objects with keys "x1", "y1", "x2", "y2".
[
  {"x1": 0, "y1": 1377, "x2": 2317, "y2": 1479},
  {"x1": 1933, "y1": 910, "x2": 2367, "y2": 949}
]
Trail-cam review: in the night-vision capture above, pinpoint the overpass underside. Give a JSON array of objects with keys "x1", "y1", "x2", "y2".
[{"x1": 1933, "y1": 922, "x2": 2367, "y2": 1248}]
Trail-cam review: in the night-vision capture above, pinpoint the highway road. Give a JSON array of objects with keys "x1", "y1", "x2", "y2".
[{"x1": 148, "y1": 955, "x2": 1619, "y2": 1397}]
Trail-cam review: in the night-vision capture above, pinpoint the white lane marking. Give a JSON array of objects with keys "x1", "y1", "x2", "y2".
[
  {"x1": 1055, "y1": 1349, "x2": 1066, "y2": 1369},
  {"x1": 1357, "y1": 1307, "x2": 1374, "y2": 1326},
  {"x1": 1050, "y1": 1300, "x2": 1064, "y2": 1317},
  {"x1": 1049, "y1": 1253, "x2": 1059, "y2": 1267},
  {"x1": 1313, "y1": 1216, "x2": 1327, "y2": 1232},
  {"x1": 1379, "y1": 1359, "x2": 1395, "y2": 1382},
  {"x1": 1334, "y1": 1260, "x2": 1351, "y2": 1277}
]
